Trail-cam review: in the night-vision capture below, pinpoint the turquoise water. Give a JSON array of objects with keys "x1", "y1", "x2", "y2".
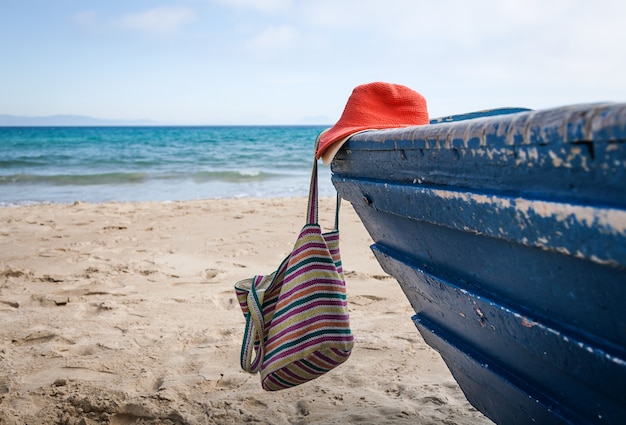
[{"x1": 0, "y1": 126, "x2": 334, "y2": 205}]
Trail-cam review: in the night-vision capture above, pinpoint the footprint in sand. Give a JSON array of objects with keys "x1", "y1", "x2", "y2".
[
  {"x1": 296, "y1": 400, "x2": 310, "y2": 416},
  {"x1": 0, "y1": 374, "x2": 12, "y2": 395},
  {"x1": 204, "y1": 268, "x2": 220, "y2": 282},
  {"x1": 350, "y1": 294, "x2": 386, "y2": 306},
  {"x1": 214, "y1": 290, "x2": 237, "y2": 310},
  {"x1": 171, "y1": 268, "x2": 223, "y2": 285},
  {"x1": 419, "y1": 395, "x2": 447, "y2": 406},
  {"x1": 0, "y1": 266, "x2": 32, "y2": 279},
  {"x1": 12, "y1": 329, "x2": 57, "y2": 346}
]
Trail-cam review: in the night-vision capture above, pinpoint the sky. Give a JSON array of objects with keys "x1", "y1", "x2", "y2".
[{"x1": 1, "y1": 0, "x2": 625, "y2": 125}]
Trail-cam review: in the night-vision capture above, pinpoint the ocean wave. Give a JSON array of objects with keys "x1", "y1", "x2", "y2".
[
  {"x1": 0, "y1": 159, "x2": 49, "y2": 168},
  {"x1": 0, "y1": 169, "x2": 293, "y2": 186},
  {"x1": 190, "y1": 170, "x2": 286, "y2": 183},
  {"x1": 0, "y1": 172, "x2": 150, "y2": 186}
]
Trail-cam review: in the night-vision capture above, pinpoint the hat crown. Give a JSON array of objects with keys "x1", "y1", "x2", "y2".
[
  {"x1": 316, "y1": 82, "x2": 428, "y2": 161},
  {"x1": 339, "y1": 82, "x2": 428, "y2": 126}
]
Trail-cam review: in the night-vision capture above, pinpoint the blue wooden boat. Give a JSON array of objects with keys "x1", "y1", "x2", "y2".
[{"x1": 330, "y1": 104, "x2": 626, "y2": 424}]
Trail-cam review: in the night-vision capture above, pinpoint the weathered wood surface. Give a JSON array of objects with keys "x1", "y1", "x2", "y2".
[{"x1": 331, "y1": 103, "x2": 626, "y2": 425}]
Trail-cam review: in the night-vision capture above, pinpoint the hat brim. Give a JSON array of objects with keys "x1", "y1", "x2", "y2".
[
  {"x1": 317, "y1": 123, "x2": 426, "y2": 164},
  {"x1": 320, "y1": 130, "x2": 372, "y2": 165}
]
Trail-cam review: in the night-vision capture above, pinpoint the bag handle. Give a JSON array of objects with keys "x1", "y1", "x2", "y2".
[
  {"x1": 240, "y1": 276, "x2": 267, "y2": 373},
  {"x1": 306, "y1": 154, "x2": 341, "y2": 229}
]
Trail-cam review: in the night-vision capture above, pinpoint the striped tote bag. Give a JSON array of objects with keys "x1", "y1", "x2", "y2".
[{"x1": 234, "y1": 158, "x2": 354, "y2": 391}]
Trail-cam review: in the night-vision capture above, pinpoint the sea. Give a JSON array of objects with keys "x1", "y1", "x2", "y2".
[{"x1": 0, "y1": 126, "x2": 336, "y2": 206}]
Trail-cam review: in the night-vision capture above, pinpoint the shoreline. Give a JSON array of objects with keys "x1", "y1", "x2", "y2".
[
  {"x1": 0, "y1": 198, "x2": 491, "y2": 424},
  {"x1": 0, "y1": 170, "x2": 337, "y2": 207}
]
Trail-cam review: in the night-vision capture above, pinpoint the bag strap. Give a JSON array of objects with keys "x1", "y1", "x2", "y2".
[
  {"x1": 306, "y1": 158, "x2": 319, "y2": 225},
  {"x1": 306, "y1": 154, "x2": 341, "y2": 229},
  {"x1": 240, "y1": 276, "x2": 267, "y2": 373},
  {"x1": 334, "y1": 192, "x2": 341, "y2": 231}
]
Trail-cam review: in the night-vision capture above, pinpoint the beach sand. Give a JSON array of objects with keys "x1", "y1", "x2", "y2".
[{"x1": 0, "y1": 198, "x2": 492, "y2": 424}]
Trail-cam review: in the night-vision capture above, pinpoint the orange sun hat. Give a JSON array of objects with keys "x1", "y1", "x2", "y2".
[{"x1": 316, "y1": 82, "x2": 429, "y2": 165}]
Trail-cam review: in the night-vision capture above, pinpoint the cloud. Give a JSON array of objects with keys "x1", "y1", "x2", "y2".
[
  {"x1": 300, "y1": 0, "x2": 592, "y2": 45},
  {"x1": 298, "y1": 1, "x2": 626, "y2": 78},
  {"x1": 246, "y1": 25, "x2": 297, "y2": 51},
  {"x1": 113, "y1": 6, "x2": 197, "y2": 36}
]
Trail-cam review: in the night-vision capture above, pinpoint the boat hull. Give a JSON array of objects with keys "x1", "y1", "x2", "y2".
[{"x1": 331, "y1": 104, "x2": 626, "y2": 424}]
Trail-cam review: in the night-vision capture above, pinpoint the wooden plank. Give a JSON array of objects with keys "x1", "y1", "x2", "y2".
[
  {"x1": 334, "y1": 177, "x2": 626, "y2": 267},
  {"x1": 371, "y1": 244, "x2": 625, "y2": 424},
  {"x1": 332, "y1": 103, "x2": 626, "y2": 208}
]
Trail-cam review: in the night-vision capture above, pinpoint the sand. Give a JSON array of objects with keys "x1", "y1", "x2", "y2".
[{"x1": 0, "y1": 197, "x2": 492, "y2": 424}]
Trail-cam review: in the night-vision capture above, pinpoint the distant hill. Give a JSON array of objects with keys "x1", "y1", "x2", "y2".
[{"x1": 0, "y1": 114, "x2": 160, "y2": 126}]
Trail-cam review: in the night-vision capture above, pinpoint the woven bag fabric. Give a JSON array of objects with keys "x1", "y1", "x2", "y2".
[{"x1": 234, "y1": 158, "x2": 354, "y2": 391}]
